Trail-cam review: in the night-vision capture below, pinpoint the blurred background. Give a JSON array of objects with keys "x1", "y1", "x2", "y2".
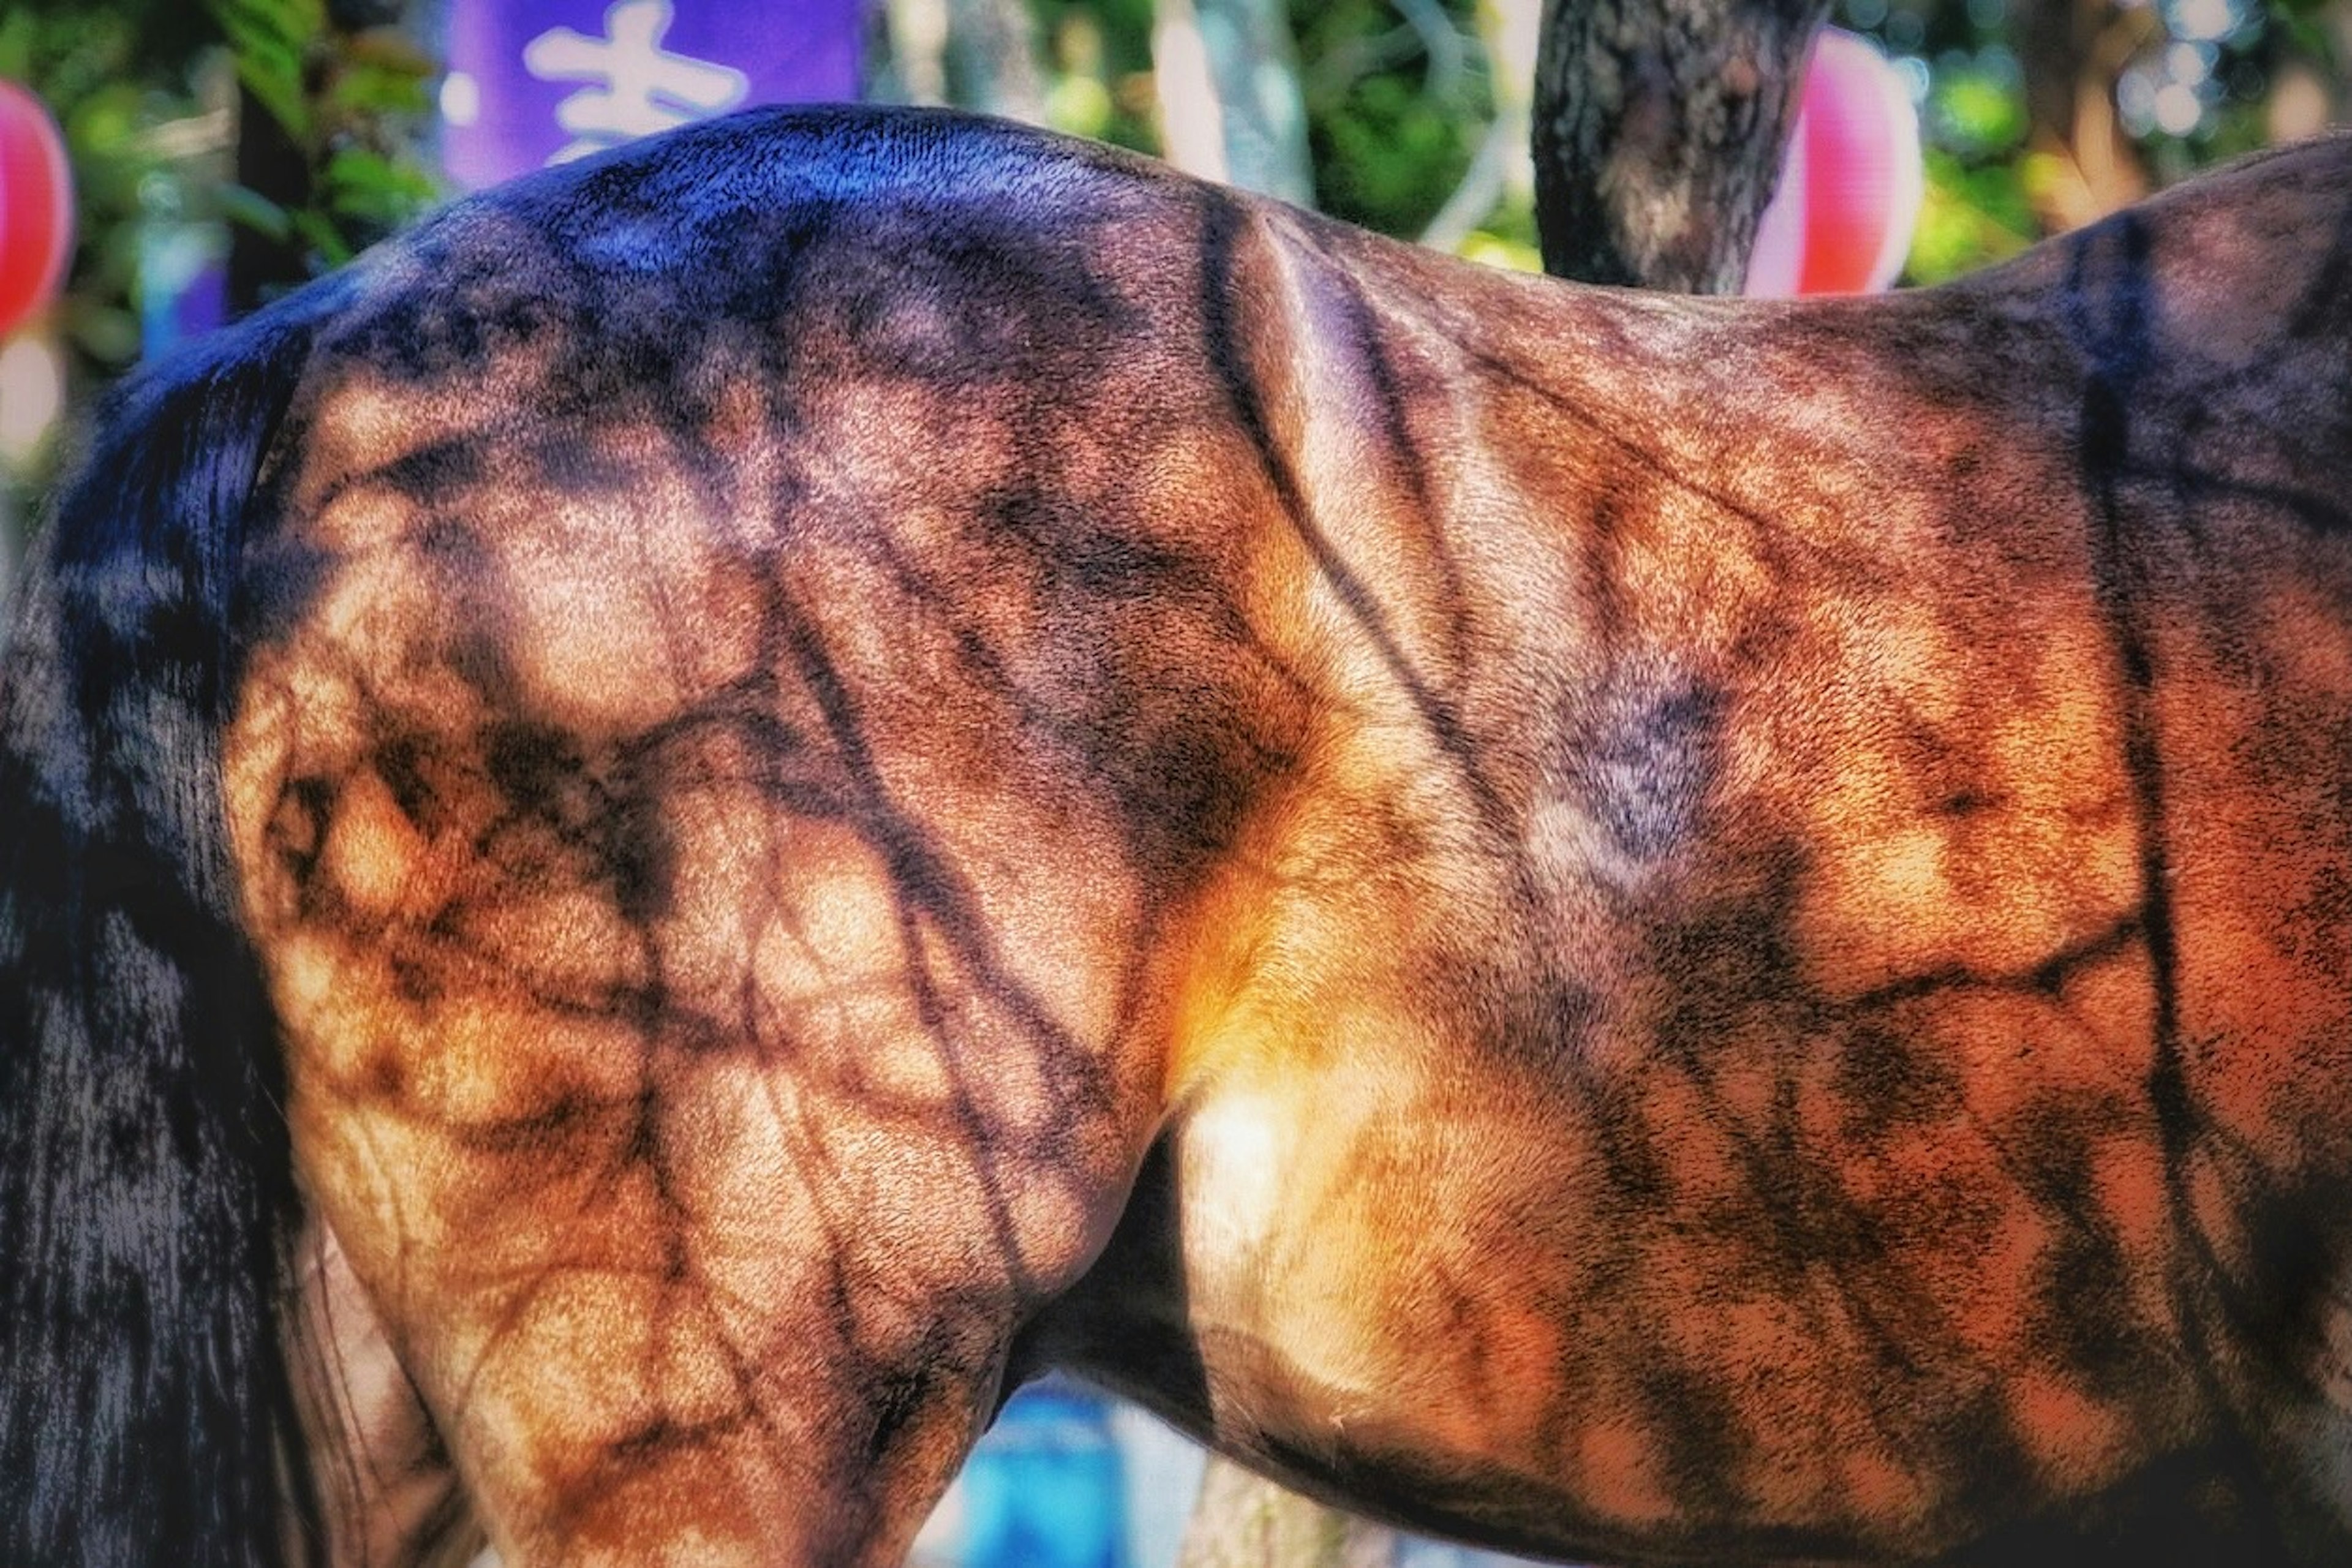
[{"x1": 0, "y1": 1, "x2": 2345, "y2": 1564}]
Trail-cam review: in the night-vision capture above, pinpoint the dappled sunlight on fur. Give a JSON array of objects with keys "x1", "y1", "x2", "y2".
[{"x1": 6, "y1": 106, "x2": 2352, "y2": 1567}]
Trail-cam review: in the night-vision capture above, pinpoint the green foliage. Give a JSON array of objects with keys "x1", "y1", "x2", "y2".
[
  {"x1": 1928, "y1": 57, "x2": 2026, "y2": 156},
  {"x1": 211, "y1": 0, "x2": 321, "y2": 142},
  {"x1": 1018, "y1": 0, "x2": 2334, "y2": 282},
  {"x1": 1038, "y1": 0, "x2": 1162, "y2": 149},
  {"x1": 1844, "y1": 0, "x2": 2339, "y2": 282},
  {"x1": 1459, "y1": 190, "x2": 1544, "y2": 273},
  {"x1": 0, "y1": 0, "x2": 445, "y2": 533},
  {"x1": 1033, "y1": 0, "x2": 1501, "y2": 239},
  {"x1": 320, "y1": 145, "x2": 437, "y2": 232},
  {"x1": 1908, "y1": 147, "x2": 2034, "y2": 283},
  {"x1": 0, "y1": 0, "x2": 217, "y2": 86},
  {"x1": 203, "y1": 0, "x2": 440, "y2": 279},
  {"x1": 1291, "y1": 0, "x2": 1491, "y2": 236},
  {"x1": 0, "y1": 5, "x2": 224, "y2": 532}
]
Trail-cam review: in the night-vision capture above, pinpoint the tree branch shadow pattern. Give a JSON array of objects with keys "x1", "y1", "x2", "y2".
[{"x1": 136, "y1": 104, "x2": 2352, "y2": 1567}]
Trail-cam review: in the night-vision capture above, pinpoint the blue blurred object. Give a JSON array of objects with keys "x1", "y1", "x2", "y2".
[
  {"x1": 137, "y1": 218, "x2": 225, "y2": 360},
  {"x1": 443, "y1": 0, "x2": 866, "y2": 190},
  {"x1": 962, "y1": 1384, "x2": 1129, "y2": 1568}
]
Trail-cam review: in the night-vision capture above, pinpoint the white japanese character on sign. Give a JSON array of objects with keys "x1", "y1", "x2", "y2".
[{"x1": 524, "y1": 0, "x2": 748, "y2": 165}]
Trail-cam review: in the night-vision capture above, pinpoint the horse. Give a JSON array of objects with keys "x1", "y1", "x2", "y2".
[{"x1": 4, "y1": 104, "x2": 2352, "y2": 1568}]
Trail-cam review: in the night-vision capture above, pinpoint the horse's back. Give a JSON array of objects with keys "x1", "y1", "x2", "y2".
[
  {"x1": 1035, "y1": 132, "x2": 2352, "y2": 1567},
  {"x1": 205, "y1": 108, "x2": 2352, "y2": 1566}
]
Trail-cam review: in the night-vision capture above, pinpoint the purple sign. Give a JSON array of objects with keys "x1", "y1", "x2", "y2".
[{"x1": 442, "y1": 0, "x2": 865, "y2": 191}]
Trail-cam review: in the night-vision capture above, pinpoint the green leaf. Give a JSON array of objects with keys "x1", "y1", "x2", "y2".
[
  {"x1": 320, "y1": 145, "x2": 437, "y2": 228},
  {"x1": 323, "y1": 60, "x2": 434, "y2": 119},
  {"x1": 207, "y1": 0, "x2": 323, "y2": 138},
  {"x1": 292, "y1": 206, "x2": 352, "y2": 266},
  {"x1": 217, "y1": 181, "x2": 295, "y2": 243},
  {"x1": 1931, "y1": 72, "x2": 2024, "y2": 156},
  {"x1": 1905, "y1": 148, "x2": 2033, "y2": 285}
]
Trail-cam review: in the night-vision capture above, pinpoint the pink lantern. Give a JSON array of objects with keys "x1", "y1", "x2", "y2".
[
  {"x1": 1746, "y1": 28, "x2": 1923, "y2": 298},
  {"x1": 0, "y1": 81, "x2": 73, "y2": 338}
]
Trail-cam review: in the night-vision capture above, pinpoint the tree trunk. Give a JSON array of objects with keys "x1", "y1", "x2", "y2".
[
  {"x1": 225, "y1": 77, "x2": 312, "y2": 317},
  {"x1": 1530, "y1": 0, "x2": 1831, "y2": 290}
]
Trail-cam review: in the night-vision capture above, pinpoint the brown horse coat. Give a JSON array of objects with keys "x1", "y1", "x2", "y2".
[{"x1": 6, "y1": 107, "x2": 2352, "y2": 1568}]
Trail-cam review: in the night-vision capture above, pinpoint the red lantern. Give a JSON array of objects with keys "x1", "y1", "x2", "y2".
[
  {"x1": 1746, "y1": 29, "x2": 1924, "y2": 298},
  {"x1": 0, "y1": 81, "x2": 74, "y2": 339}
]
